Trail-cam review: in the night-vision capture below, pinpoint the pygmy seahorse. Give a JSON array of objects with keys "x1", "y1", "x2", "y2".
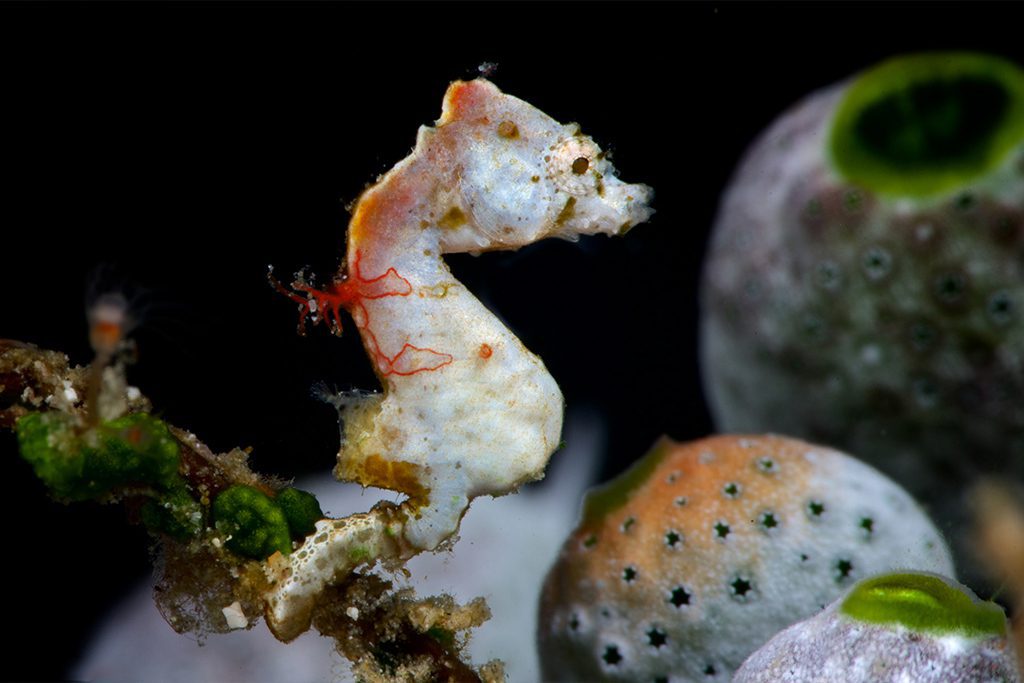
[{"x1": 265, "y1": 78, "x2": 652, "y2": 640}]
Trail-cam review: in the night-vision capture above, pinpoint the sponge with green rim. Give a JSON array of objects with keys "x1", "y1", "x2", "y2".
[
  {"x1": 701, "y1": 52, "x2": 1024, "y2": 566},
  {"x1": 733, "y1": 571, "x2": 1020, "y2": 682}
]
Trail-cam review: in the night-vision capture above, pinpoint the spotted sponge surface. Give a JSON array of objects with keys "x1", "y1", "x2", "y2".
[
  {"x1": 734, "y1": 572, "x2": 1020, "y2": 682},
  {"x1": 537, "y1": 435, "x2": 954, "y2": 682},
  {"x1": 700, "y1": 53, "x2": 1024, "y2": 555}
]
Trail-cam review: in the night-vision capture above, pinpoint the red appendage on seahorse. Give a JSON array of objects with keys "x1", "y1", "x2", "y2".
[{"x1": 270, "y1": 251, "x2": 453, "y2": 376}]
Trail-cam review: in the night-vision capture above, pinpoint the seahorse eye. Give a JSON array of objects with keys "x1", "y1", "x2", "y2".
[{"x1": 548, "y1": 136, "x2": 602, "y2": 196}]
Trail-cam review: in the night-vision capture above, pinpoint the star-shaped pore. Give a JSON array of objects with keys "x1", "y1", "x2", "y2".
[
  {"x1": 669, "y1": 586, "x2": 691, "y2": 607},
  {"x1": 731, "y1": 576, "x2": 753, "y2": 598},
  {"x1": 835, "y1": 558, "x2": 854, "y2": 581},
  {"x1": 647, "y1": 627, "x2": 668, "y2": 648},
  {"x1": 602, "y1": 645, "x2": 623, "y2": 666}
]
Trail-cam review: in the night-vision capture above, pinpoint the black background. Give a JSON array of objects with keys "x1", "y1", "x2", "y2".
[{"x1": 2, "y1": 2, "x2": 1023, "y2": 679}]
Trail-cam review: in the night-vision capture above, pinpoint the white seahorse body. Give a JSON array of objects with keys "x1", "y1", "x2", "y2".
[
  {"x1": 264, "y1": 79, "x2": 652, "y2": 641},
  {"x1": 340, "y1": 79, "x2": 652, "y2": 548}
]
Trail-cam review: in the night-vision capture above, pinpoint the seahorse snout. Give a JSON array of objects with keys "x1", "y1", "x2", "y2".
[{"x1": 551, "y1": 176, "x2": 654, "y2": 241}]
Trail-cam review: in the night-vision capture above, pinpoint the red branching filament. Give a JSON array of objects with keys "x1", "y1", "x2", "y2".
[
  {"x1": 268, "y1": 251, "x2": 413, "y2": 337},
  {"x1": 379, "y1": 342, "x2": 453, "y2": 376},
  {"x1": 270, "y1": 252, "x2": 453, "y2": 376},
  {"x1": 268, "y1": 269, "x2": 350, "y2": 336}
]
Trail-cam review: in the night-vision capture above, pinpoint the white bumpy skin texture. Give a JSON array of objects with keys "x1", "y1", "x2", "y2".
[{"x1": 264, "y1": 79, "x2": 653, "y2": 641}]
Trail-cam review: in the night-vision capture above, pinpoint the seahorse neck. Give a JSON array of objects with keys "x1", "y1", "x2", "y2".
[{"x1": 346, "y1": 156, "x2": 447, "y2": 280}]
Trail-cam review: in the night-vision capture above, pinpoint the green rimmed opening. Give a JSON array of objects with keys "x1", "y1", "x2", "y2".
[
  {"x1": 829, "y1": 52, "x2": 1024, "y2": 197},
  {"x1": 840, "y1": 572, "x2": 1007, "y2": 638}
]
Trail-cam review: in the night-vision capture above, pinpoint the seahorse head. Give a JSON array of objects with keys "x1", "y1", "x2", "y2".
[{"x1": 425, "y1": 79, "x2": 654, "y2": 253}]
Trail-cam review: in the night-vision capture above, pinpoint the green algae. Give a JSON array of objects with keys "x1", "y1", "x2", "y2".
[
  {"x1": 840, "y1": 572, "x2": 1007, "y2": 638},
  {"x1": 140, "y1": 482, "x2": 204, "y2": 540},
  {"x1": 17, "y1": 412, "x2": 181, "y2": 501},
  {"x1": 212, "y1": 485, "x2": 293, "y2": 559},
  {"x1": 276, "y1": 487, "x2": 323, "y2": 539}
]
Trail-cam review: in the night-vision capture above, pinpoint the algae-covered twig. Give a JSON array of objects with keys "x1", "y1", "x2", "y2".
[{"x1": 1, "y1": 339, "x2": 498, "y2": 679}]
